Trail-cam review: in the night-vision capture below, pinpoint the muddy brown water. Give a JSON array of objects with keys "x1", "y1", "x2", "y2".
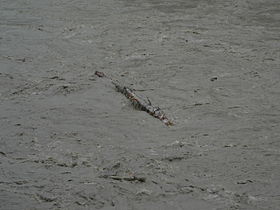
[{"x1": 0, "y1": 0, "x2": 280, "y2": 209}]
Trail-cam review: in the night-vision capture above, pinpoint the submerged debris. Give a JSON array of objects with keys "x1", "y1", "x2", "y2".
[{"x1": 95, "y1": 71, "x2": 174, "y2": 126}]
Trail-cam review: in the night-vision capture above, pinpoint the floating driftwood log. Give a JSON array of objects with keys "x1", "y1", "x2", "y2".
[
  {"x1": 99, "y1": 175, "x2": 146, "y2": 182},
  {"x1": 95, "y1": 71, "x2": 173, "y2": 126}
]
